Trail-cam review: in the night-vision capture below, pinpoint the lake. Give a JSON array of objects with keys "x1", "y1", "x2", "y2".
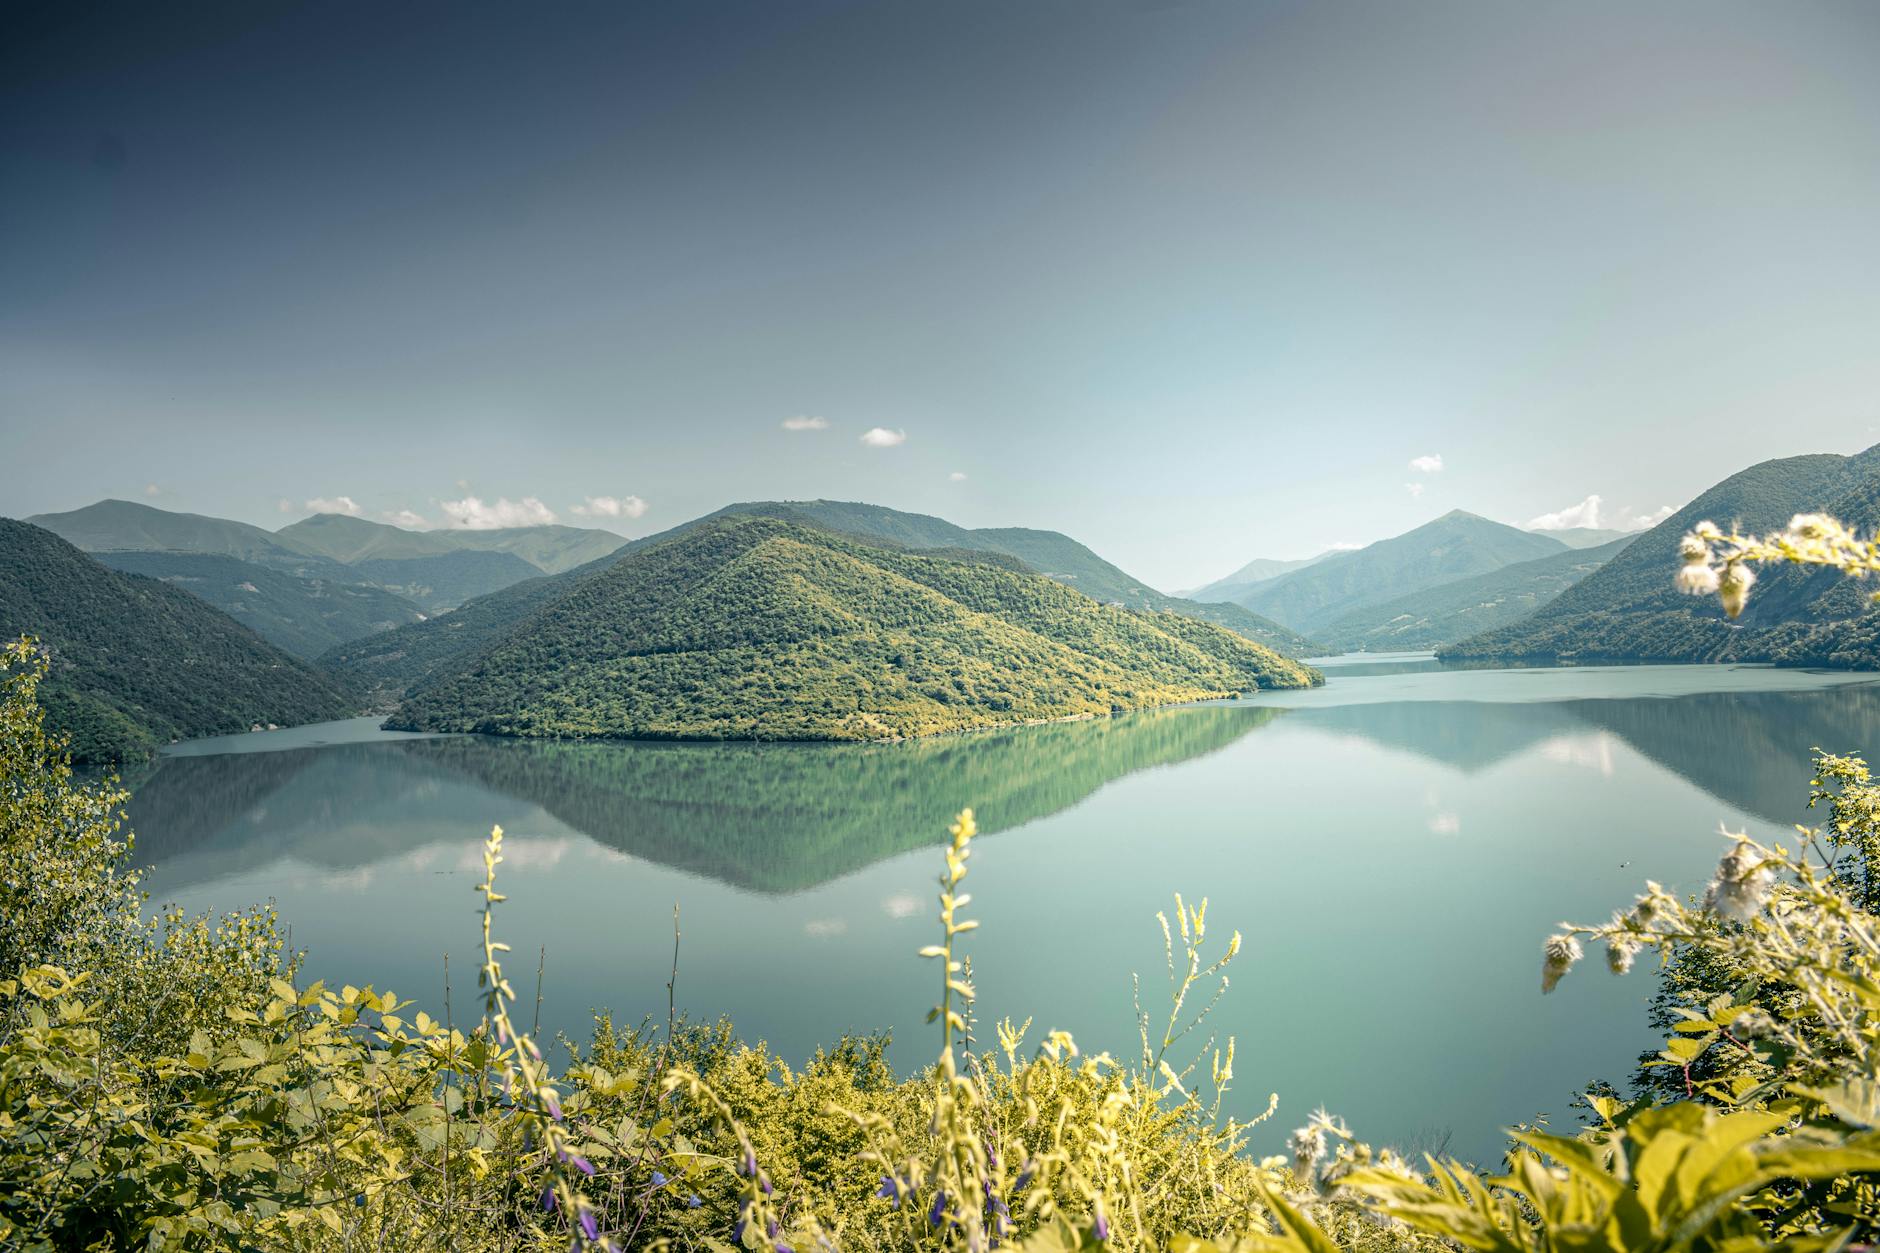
[{"x1": 127, "y1": 655, "x2": 1880, "y2": 1164}]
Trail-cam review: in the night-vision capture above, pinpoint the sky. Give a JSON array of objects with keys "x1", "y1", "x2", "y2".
[{"x1": 5, "y1": 0, "x2": 1880, "y2": 591}]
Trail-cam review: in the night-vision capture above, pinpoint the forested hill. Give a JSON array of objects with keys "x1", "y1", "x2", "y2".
[
  {"x1": 1442, "y1": 444, "x2": 1880, "y2": 665},
  {"x1": 386, "y1": 516, "x2": 1319, "y2": 742},
  {"x1": 0, "y1": 520, "x2": 357, "y2": 762},
  {"x1": 319, "y1": 499, "x2": 1321, "y2": 703},
  {"x1": 690, "y1": 500, "x2": 1321, "y2": 655}
]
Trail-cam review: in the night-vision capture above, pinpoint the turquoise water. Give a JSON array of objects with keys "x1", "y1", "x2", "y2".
[{"x1": 128, "y1": 658, "x2": 1880, "y2": 1163}]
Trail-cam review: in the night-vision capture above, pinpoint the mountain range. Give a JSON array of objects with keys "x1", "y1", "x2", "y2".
[
  {"x1": 1221, "y1": 511, "x2": 1570, "y2": 637},
  {"x1": 1309, "y1": 536, "x2": 1635, "y2": 652},
  {"x1": 385, "y1": 516, "x2": 1319, "y2": 742},
  {"x1": 1441, "y1": 444, "x2": 1880, "y2": 665}
]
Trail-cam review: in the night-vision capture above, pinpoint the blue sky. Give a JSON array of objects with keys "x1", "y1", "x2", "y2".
[{"x1": 5, "y1": 0, "x2": 1880, "y2": 589}]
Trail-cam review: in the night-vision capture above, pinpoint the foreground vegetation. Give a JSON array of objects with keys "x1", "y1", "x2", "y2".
[
  {"x1": 9, "y1": 618, "x2": 1880, "y2": 1251},
  {"x1": 388, "y1": 517, "x2": 1319, "y2": 742}
]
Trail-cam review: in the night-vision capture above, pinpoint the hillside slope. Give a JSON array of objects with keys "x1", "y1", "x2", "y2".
[
  {"x1": 0, "y1": 520, "x2": 357, "y2": 762},
  {"x1": 387, "y1": 517, "x2": 1319, "y2": 741},
  {"x1": 1237, "y1": 511, "x2": 1568, "y2": 635},
  {"x1": 1312, "y1": 536, "x2": 1634, "y2": 652},
  {"x1": 1442, "y1": 446, "x2": 1880, "y2": 664},
  {"x1": 93, "y1": 551, "x2": 424, "y2": 658}
]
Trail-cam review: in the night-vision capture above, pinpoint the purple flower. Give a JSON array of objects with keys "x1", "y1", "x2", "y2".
[
  {"x1": 541, "y1": 1186, "x2": 557, "y2": 1212},
  {"x1": 875, "y1": 1175, "x2": 901, "y2": 1208},
  {"x1": 579, "y1": 1210, "x2": 599, "y2": 1241},
  {"x1": 767, "y1": 1220, "x2": 780, "y2": 1238},
  {"x1": 686, "y1": 1194, "x2": 703, "y2": 1209},
  {"x1": 777, "y1": 1244, "x2": 795, "y2": 1253},
  {"x1": 1014, "y1": 1164, "x2": 1034, "y2": 1190},
  {"x1": 929, "y1": 1190, "x2": 947, "y2": 1227},
  {"x1": 732, "y1": 1219, "x2": 747, "y2": 1244},
  {"x1": 650, "y1": 1170, "x2": 670, "y2": 1189},
  {"x1": 1093, "y1": 1208, "x2": 1110, "y2": 1242},
  {"x1": 740, "y1": 1148, "x2": 758, "y2": 1177},
  {"x1": 759, "y1": 1172, "x2": 774, "y2": 1196},
  {"x1": 544, "y1": 1091, "x2": 564, "y2": 1121},
  {"x1": 571, "y1": 1155, "x2": 595, "y2": 1177}
]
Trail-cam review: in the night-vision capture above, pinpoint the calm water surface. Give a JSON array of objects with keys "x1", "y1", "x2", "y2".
[{"x1": 129, "y1": 657, "x2": 1880, "y2": 1163}]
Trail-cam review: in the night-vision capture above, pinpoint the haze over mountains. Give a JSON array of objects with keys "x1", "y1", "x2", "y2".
[{"x1": 26, "y1": 499, "x2": 628, "y2": 613}]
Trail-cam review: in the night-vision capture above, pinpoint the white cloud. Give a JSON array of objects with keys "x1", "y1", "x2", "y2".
[
  {"x1": 1527, "y1": 495, "x2": 1679, "y2": 532},
  {"x1": 439, "y1": 495, "x2": 558, "y2": 530},
  {"x1": 1405, "y1": 482, "x2": 1425, "y2": 498},
  {"x1": 1626, "y1": 504, "x2": 1676, "y2": 531},
  {"x1": 144, "y1": 483, "x2": 161, "y2": 497},
  {"x1": 781, "y1": 415, "x2": 829, "y2": 432},
  {"x1": 306, "y1": 495, "x2": 363, "y2": 517},
  {"x1": 949, "y1": 471, "x2": 968, "y2": 482},
  {"x1": 1324, "y1": 541, "x2": 1364, "y2": 551},
  {"x1": 381, "y1": 509, "x2": 430, "y2": 529},
  {"x1": 859, "y1": 427, "x2": 907, "y2": 448},
  {"x1": 1408, "y1": 453, "x2": 1444, "y2": 474},
  {"x1": 1528, "y1": 494, "x2": 1603, "y2": 531},
  {"x1": 571, "y1": 495, "x2": 648, "y2": 520},
  {"x1": 882, "y1": 892, "x2": 921, "y2": 919}
]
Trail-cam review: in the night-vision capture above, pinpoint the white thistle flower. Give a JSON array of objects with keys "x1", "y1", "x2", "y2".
[
  {"x1": 1717, "y1": 563, "x2": 1756, "y2": 618},
  {"x1": 1693, "y1": 519, "x2": 1724, "y2": 541},
  {"x1": 1287, "y1": 1123, "x2": 1326, "y2": 1183},
  {"x1": 1733, "y1": 1008, "x2": 1776, "y2": 1038},
  {"x1": 1675, "y1": 563, "x2": 1721, "y2": 596},
  {"x1": 1541, "y1": 932, "x2": 1583, "y2": 994},
  {"x1": 1787, "y1": 513, "x2": 1832, "y2": 541},
  {"x1": 1704, "y1": 840, "x2": 1775, "y2": 922},
  {"x1": 1630, "y1": 884, "x2": 1675, "y2": 930},
  {"x1": 1605, "y1": 932, "x2": 1640, "y2": 975},
  {"x1": 1678, "y1": 534, "x2": 1711, "y2": 564}
]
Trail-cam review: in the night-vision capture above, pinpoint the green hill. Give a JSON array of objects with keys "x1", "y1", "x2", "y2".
[
  {"x1": 0, "y1": 520, "x2": 357, "y2": 762},
  {"x1": 1236, "y1": 511, "x2": 1568, "y2": 635},
  {"x1": 28, "y1": 499, "x2": 323, "y2": 566},
  {"x1": 1441, "y1": 445, "x2": 1880, "y2": 665},
  {"x1": 278, "y1": 512, "x2": 626, "y2": 574},
  {"x1": 691, "y1": 500, "x2": 1320, "y2": 654},
  {"x1": 93, "y1": 551, "x2": 423, "y2": 658},
  {"x1": 1311, "y1": 536, "x2": 1634, "y2": 653},
  {"x1": 319, "y1": 500, "x2": 1320, "y2": 703},
  {"x1": 386, "y1": 516, "x2": 1318, "y2": 741}
]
